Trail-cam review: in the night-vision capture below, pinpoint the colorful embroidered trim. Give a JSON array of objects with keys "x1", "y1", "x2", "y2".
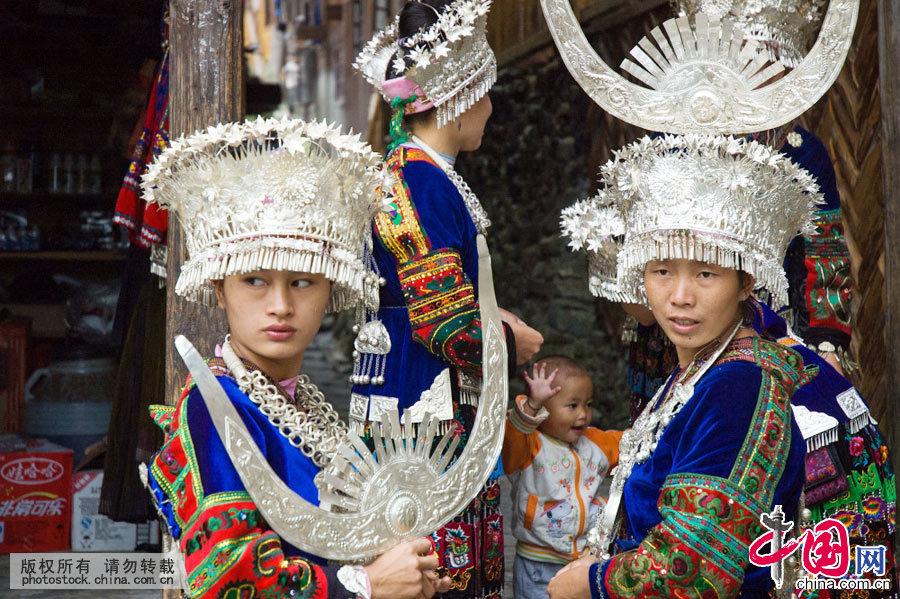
[
  {"x1": 597, "y1": 337, "x2": 813, "y2": 599},
  {"x1": 804, "y1": 209, "x2": 851, "y2": 334},
  {"x1": 730, "y1": 338, "x2": 815, "y2": 506},
  {"x1": 180, "y1": 493, "x2": 328, "y2": 599},
  {"x1": 375, "y1": 148, "x2": 485, "y2": 375},
  {"x1": 400, "y1": 249, "x2": 476, "y2": 328},
  {"x1": 375, "y1": 148, "x2": 436, "y2": 262}
]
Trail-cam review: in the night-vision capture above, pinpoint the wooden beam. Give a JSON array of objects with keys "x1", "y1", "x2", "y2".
[
  {"x1": 878, "y1": 0, "x2": 900, "y2": 544},
  {"x1": 495, "y1": 0, "x2": 668, "y2": 67},
  {"x1": 163, "y1": 2, "x2": 243, "y2": 592}
]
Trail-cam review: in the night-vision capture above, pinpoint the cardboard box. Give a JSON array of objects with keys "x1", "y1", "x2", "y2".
[
  {"x1": 136, "y1": 519, "x2": 160, "y2": 548},
  {"x1": 0, "y1": 435, "x2": 72, "y2": 553},
  {"x1": 71, "y1": 470, "x2": 138, "y2": 552},
  {"x1": 0, "y1": 318, "x2": 29, "y2": 434}
]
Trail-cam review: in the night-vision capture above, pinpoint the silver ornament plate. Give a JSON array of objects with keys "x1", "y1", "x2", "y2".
[
  {"x1": 176, "y1": 234, "x2": 507, "y2": 561},
  {"x1": 539, "y1": 0, "x2": 858, "y2": 134}
]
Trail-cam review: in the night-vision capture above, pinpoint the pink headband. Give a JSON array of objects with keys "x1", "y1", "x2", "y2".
[{"x1": 381, "y1": 76, "x2": 434, "y2": 114}]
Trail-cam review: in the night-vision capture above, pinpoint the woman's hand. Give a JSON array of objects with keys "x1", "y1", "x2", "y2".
[
  {"x1": 498, "y1": 307, "x2": 524, "y2": 324},
  {"x1": 553, "y1": 554, "x2": 599, "y2": 578},
  {"x1": 420, "y1": 568, "x2": 452, "y2": 598},
  {"x1": 365, "y1": 537, "x2": 450, "y2": 599},
  {"x1": 547, "y1": 563, "x2": 594, "y2": 599},
  {"x1": 499, "y1": 307, "x2": 543, "y2": 364}
]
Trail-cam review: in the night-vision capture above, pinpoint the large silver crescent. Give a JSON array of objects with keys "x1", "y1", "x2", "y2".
[
  {"x1": 539, "y1": 0, "x2": 858, "y2": 134},
  {"x1": 175, "y1": 233, "x2": 507, "y2": 562}
]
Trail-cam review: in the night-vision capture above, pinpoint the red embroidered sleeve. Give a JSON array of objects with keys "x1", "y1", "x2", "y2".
[
  {"x1": 180, "y1": 494, "x2": 332, "y2": 599},
  {"x1": 803, "y1": 209, "x2": 851, "y2": 337},
  {"x1": 596, "y1": 476, "x2": 765, "y2": 599}
]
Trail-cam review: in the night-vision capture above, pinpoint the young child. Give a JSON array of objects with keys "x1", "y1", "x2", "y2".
[{"x1": 502, "y1": 356, "x2": 622, "y2": 599}]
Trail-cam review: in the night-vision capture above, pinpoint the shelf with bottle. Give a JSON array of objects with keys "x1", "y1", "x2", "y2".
[
  {"x1": 0, "y1": 251, "x2": 126, "y2": 261},
  {"x1": 0, "y1": 208, "x2": 128, "y2": 256},
  {"x1": 2, "y1": 144, "x2": 105, "y2": 196}
]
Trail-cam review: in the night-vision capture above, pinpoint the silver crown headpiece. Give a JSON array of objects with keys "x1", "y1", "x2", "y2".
[
  {"x1": 674, "y1": 0, "x2": 828, "y2": 67},
  {"x1": 540, "y1": 0, "x2": 857, "y2": 134},
  {"x1": 546, "y1": 0, "x2": 855, "y2": 305},
  {"x1": 560, "y1": 191, "x2": 630, "y2": 302},
  {"x1": 141, "y1": 117, "x2": 384, "y2": 312},
  {"x1": 354, "y1": 0, "x2": 496, "y2": 128},
  {"x1": 563, "y1": 134, "x2": 822, "y2": 307}
]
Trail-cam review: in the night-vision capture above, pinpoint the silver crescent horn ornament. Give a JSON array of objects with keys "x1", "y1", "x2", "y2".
[
  {"x1": 174, "y1": 233, "x2": 507, "y2": 562},
  {"x1": 539, "y1": 0, "x2": 858, "y2": 134}
]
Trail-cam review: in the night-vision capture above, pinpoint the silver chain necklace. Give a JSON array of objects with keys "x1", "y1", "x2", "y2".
[
  {"x1": 587, "y1": 321, "x2": 743, "y2": 556},
  {"x1": 221, "y1": 336, "x2": 347, "y2": 468},
  {"x1": 410, "y1": 135, "x2": 491, "y2": 235}
]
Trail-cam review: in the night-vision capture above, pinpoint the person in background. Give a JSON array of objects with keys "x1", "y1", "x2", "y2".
[
  {"x1": 503, "y1": 357, "x2": 622, "y2": 599},
  {"x1": 352, "y1": 1, "x2": 543, "y2": 596},
  {"x1": 281, "y1": 52, "x2": 302, "y2": 117}
]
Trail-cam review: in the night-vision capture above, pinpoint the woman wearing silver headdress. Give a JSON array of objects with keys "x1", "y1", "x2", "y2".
[
  {"x1": 353, "y1": 2, "x2": 543, "y2": 597},
  {"x1": 623, "y1": 0, "x2": 853, "y2": 423},
  {"x1": 140, "y1": 118, "x2": 452, "y2": 599},
  {"x1": 595, "y1": 2, "x2": 895, "y2": 596},
  {"x1": 555, "y1": 134, "x2": 818, "y2": 599},
  {"x1": 543, "y1": 0, "x2": 894, "y2": 596}
]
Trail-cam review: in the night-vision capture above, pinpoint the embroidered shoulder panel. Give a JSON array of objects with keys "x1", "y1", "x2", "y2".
[
  {"x1": 375, "y1": 149, "x2": 436, "y2": 263},
  {"x1": 730, "y1": 338, "x2": 814, "y2": 506},
  {"x1": 148, "y1": 380, "x2": 206, "y2": 535}
]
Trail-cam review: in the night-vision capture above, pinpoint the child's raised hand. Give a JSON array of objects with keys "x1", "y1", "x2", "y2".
[{"x1": 523, "y1": 362, "x2": 562, "y2": 409}]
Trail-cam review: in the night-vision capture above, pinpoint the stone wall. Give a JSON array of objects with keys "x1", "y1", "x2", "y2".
[{"x1": 455, "y1": 53, "x2": 631, "y2": 429}]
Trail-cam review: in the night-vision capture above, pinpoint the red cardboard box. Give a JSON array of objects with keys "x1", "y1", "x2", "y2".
[
  {"x1": 0, "y1": 435, "x2": 72, "y2": 553},
  {"x1": 0, "y1": 318, "x2": 29, "y2": 434}
]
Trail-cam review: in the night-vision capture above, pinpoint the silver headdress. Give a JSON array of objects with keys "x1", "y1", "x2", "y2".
[
  {"x1": 560, "y1": 191, "x2": 629, "y2": 302},
  {"x1": 354, "y1": 0, "x2": 496, "y2": 128},
  {"x1": 548, "y1": 0, "x2": 857, "y2": 307},
  {"x1": 141, "y1": 117, "x2": 383, "y2": 312},
  {"x1": 540, "y1": 0, "x2": 858, "y2": 134},
  {"x1": 547, "y1": 0, "x2": 855, "y2": 558},
  {"x1": 674, "y1": 0, "x2": 828, "y2": 67},
  {"x1": 564, "y1": 134, "x2": 821, "y2": 307}
]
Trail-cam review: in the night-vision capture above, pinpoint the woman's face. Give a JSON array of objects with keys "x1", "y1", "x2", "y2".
[
  {"x1": 214, "y1": 269, "x2": 331, "y2": 380},
  {"x1": 457, "y1": 94, "x2": 492, "y2": 152},
  {"x1": 644, "y1": 259, "x2": 752, "y2": 367}
]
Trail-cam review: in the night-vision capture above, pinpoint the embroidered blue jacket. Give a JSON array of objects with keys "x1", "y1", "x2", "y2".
[{"x1": 590, "y1": 337, "x2": 811, "y2": 599}]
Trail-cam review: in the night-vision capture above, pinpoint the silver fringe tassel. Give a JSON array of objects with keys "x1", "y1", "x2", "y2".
[
  {"x1": 805, "y1": 426, "x2": 839, "y2": 453},
  {"x1": 435, "y1": 55, "x2": 497, "y2": 130},
  {"x1": 619, "y1": 231, "x2": 788, "y2": 308}
]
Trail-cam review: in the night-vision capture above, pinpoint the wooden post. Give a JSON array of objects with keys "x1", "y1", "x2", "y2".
[
  {"x1": 878, "y1": 0, "x2": 899, "y2": 552},
  {"x1": 165, "y1": 0, "x2": 244, "y2": 404},
  {"x1": 163, "y1": 2, "x2": 243, "y2": 595}
]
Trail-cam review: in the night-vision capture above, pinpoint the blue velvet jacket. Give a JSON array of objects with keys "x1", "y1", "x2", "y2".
[
  {"x1": 352, "y1": 146, "x2": 515, "y2": 423},
  {"x1": 589, "y1": 337, "x2": 812, "y2": 599},
  {"x1": 147, "y1": 361, "x2": 347, "y2": 599}
]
